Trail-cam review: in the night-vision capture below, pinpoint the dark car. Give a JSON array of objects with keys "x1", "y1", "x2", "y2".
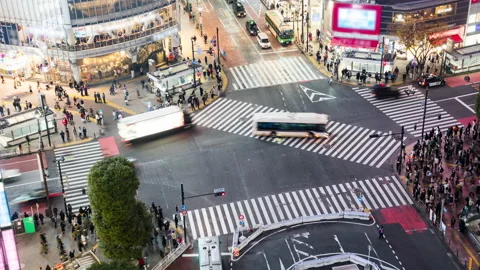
[
  {"x1": 233, "y1": 2, "x2": 246, "y2": 17},
  {"x1": 417, "y1": 74, "x2": 445, "y2": 87},
  {"x1": 370, "y1": 84, "x2": 400, "y2": 98},
  {"x1": 246, "y1": 20, "x2": 258, "y2": 36}
]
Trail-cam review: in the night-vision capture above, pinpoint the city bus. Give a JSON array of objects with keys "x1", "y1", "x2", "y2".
[
  {"x1": 252, "y1": 112, "x2": 329, "y2": 138},
  {"x1": 117, "y1": 106, "x2": 192, "y2": 142},
  {"x1": 265, "y1": 10, "x2": 294, "y2": 46},
  {"x1": 198, "y1": 236, "x2": 222, "y2": 270}
]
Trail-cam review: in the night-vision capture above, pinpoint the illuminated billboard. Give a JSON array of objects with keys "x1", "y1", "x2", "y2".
[
  {"x1": 0, "y1": 183, "x2": 11, "y2": 228},
  {"x1": 332, "y1": 3, "x2": 382, "y2": 35}
]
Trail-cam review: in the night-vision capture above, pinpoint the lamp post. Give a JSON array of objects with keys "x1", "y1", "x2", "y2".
[
  {"x1": 35, "y1": 112, "x2": 44, "y2": 151},
  {"x1": 421, "y1": 87, "x2": 429, "y2": 141},
  {"x1": 55, "y1": 155, "x2": 68, "y2": 213},
  {"x1": 369, "y1": 126, "x2": 405, "y2": 173},
  {"x1": 191, "y1": 37, "x2": 197, "y2": 91},
  {"x1": 292, "y1": 7, "x2": 296, "y2": 42},
  {"x1": 379, "y1": 36, "x2": 385, "y2": 76},
  {"x1": 439, "y1": 44, "x2": 447, "y2": 77},
  {"x1": 38, "y1": 93, "x2": 52, "y2": 147},
  {"x1": 198, "y1": 8, "x2": 203, "y2": 36},
  {"x1": 217, "y1": 27, "x2": 221, "y2": 67},
  {"x1": 301, "y1": 0, "x2": 304, "y2": 44}
]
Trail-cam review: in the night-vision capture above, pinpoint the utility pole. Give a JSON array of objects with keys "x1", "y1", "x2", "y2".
[
  {"x1": 191, "y1": 38, "x2": 196, "y2": 90},
  {"x1": 379, "y1": 36, "x2": 385, "y2": 76},
  {"x1": 39, "y1": 93, "x2": 52, "y2": 147},
  {"x1": 37, "y1": 151, "x2": 51, "y2": 216},
  {"x1": 181, "y1": 183, "x2": 187, "y2": 245},
  {"x1": 301, "y1": 0, "x2": 305, "y2": 44},
  {"x1": 398, "y1": 126, "x2": 404, "y2": 174},
  {"x1": 217, "y1": 27, "x2": 221, "y2": 67},
  {"x1": 306, "y1": 0, "x2": 310, "y2": 54},
  {"x1": 421, "y1": 87, "x2": 429, "y2": 141},
  {"x1": 56, "y1": 156, "x2": 68, "y2": 213}
]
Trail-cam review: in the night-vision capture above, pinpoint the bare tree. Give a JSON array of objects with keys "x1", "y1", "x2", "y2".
[{"x1": 389, "y1": 21, "x2": 448, "y2": 72}]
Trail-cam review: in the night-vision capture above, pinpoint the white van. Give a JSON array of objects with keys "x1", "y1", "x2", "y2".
[{"x1": 256, "y1": 32, "x2": 271, "y2": 49}]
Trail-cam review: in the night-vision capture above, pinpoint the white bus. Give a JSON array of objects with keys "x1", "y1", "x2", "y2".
[
  {"x1": 252, "y1": 112, "x2": 329, "y2": 138},
  {"x1": 198, "y1": 236, "x2": 222, "y2": 270},
  {"x1": 117, "y1": 106, "x2": 192, "y2": 142}
]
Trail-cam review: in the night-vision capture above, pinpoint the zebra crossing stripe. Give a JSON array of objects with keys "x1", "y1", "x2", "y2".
[
  {"x1": 222, "y1": 204, "x2": 235, "y2": 232},
  {"x1": 353, "y1": 86, "x2": 461, "y2": 137},
  {"x1": 54, "y1": 141, "x2": 103, "y2": 214},
  {"x1": 193, "y1": 98, "x2": 398, "y2": 168},
  {"x1": 230, "y1": 57, "x2": 321, "y2": 91}
]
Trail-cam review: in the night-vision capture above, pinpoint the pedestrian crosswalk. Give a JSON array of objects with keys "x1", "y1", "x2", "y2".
[
  {"x1": 353, "y1": 85, "x2": 461, "y2": 137},
  {"x1": 54, "y1": 141, "x2": 104, "y2": 214},
  {"x1": 192, "y1": 98, "x2": 400, "y2": 168},
  {"x1": 178, "y1": 176, "x2": 412, "y2": 240},
  {"x1": 230, "y1": 57, "x2": 323, "y2": 91}
]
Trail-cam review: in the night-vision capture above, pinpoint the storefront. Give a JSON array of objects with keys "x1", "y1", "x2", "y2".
[
  {"x1": 78, "y1": 51, "x2": 132, "y2": 81},
  {"x1": 0, "y1": 49, "x2": 44, "y2": 79}
]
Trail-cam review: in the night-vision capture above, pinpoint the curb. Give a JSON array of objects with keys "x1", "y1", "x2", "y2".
[
  {"x1": 302, "y1": 48, "x2": 411, "y2": 88},
  {"x1": 56, "y1": 137, "x2": 94, "y2": 148},
  {"x1": 185, "y1": 70, "x2": 228, "y2": 114}
]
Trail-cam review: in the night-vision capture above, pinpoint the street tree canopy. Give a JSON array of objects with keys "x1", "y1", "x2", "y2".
[
  {"x1": 87, "y1": 260, "x2": 137, "y2": 270},
  {"x1": 88, "y1": 156, "x2": 152, "y2": 260},
  {"x1": 390, "y1": 21, "x2": 448, "y2": 70},
  {"x1": 475, "y1": 93, "x2": 480, "y2": 121}
]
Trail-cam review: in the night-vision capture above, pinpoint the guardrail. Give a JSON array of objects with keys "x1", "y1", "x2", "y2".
[
  {"x1": 151, "y1": 242, "x2": 189, "y2": 270},
  {"x1": 294, "y1": 253, "x2": 381, "y2": 270}
]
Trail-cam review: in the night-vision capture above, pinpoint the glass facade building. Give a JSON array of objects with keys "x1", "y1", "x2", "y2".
[{"x1": 0, "y1": 0, "x2": 181, "y2": 82}]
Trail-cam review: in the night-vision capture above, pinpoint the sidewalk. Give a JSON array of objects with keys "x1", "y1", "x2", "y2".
[
  {"x1": 445, "y1": 71, "x2": 480, "y2": 88},
  {"x1": 3, "y1": 9, "x2": 229, "y2": 270},
  {"x1": 399, "y1": 129, "x2": 480, "y2": 269}
]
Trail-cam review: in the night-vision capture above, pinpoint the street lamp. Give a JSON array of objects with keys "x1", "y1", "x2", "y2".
[
  {"x1": 369, "y1": 126, "x2": 405, "y2": 173},
  {"x1": 191, "y1": 37, "x2": 197, "y2": 91},
  {"x1": 421, "y1": 86, "x2": 429, "y2": 140},
  {"x1": 35, "y1": 111, "x2": 44, "y2": 151},
  {"x1": 55, "y1": 155, "x2": 68, "y2": 214},
  {"x1": 198, "y1": 8, "x2": 203, "y2": 36},
  {"x1": 439, "y1": 44, "x2": 447, "y2": 77},
  {"x1": 292, "y1": 7, "x2": 296, "y2": 43}
]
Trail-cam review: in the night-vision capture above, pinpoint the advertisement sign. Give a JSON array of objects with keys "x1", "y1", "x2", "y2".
[
  {"x1": 0, "y1": 183, "x2": 11, "y2": 228},
  {"x1": 472, "y1": 0, "x2": 480, "y2": 4},
  {"x1": 332, "y1": 3, "x2": 382, "y2": 35},
  {"x1": 2, "y1": 229, "x2": 20, "y2": 270}
]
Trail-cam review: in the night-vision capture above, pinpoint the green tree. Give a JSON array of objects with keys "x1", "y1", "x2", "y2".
[
  {"x1": 87, "y1": 260, "x2": 137, "y2": 270},
  {"x1": 389, "y1": 21, "x2": 448, "y2": 71},
  {"x1": 88, "y1": 156, "x2": 152, "y2": 260},
  {"x1": 475, "y1": 92, "x2": 480, "y2": 121}
]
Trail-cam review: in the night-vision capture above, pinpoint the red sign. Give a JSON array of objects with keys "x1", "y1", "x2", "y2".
[
  {"x1": 181, "y1": 210, "x2": 187, "y2": 216},
  {"x1": 332, "y1": 3, "x2": 382, "y2": 36},
  {"x1": 331, "y1": 37, "x2": 379, "y2": 49},
  {"x1": 239, "y1": 215, "x2": 244, "y2": 220},
  {"x1": 472, "y1": 0, "x2": 480, "y2": 4}
]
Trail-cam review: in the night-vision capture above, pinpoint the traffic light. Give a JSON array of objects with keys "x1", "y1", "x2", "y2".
[{"x1": 214, "y1": 188, "x2": 225, "y2": 197}]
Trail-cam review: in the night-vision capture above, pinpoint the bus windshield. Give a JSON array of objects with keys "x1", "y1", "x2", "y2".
[{"x1": 280, "y1": 29, "x2": 294, "y2": 39}]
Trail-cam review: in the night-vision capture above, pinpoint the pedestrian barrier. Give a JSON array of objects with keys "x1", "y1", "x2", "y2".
[
  {"x1": 151, "y1": 242, "x2": 189, "y2": 270},
  {"x1": 293, "y1": 253, "x2": 381, "y2": 270},
  {"x1": 235, "y1": 211, "x2": 371, "y2": 253}
]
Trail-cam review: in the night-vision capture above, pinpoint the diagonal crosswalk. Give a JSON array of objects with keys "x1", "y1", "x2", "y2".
[
  {"x1": 178, "y1": 176, "x2": 412, "y2": 240},
  {"x1": 192, "y1": 98, "x2": 400, "y2": 168},
  {"x1": 353, "y1": 85, "x2": 461, "y2": 137},
  {"x1": 230, "y1": 57, "x2": 323, "y2": 90},
  {"x1": 54, "y1": 141, "x2": 103, "y2": 214}
]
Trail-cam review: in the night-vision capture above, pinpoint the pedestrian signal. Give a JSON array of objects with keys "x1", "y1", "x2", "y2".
[{"x1": 214, "y1": 188, "x2": 226, "y2": 197}]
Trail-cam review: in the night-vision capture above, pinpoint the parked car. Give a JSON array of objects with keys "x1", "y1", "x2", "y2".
[
  {"x1": 370, "y1": 84, "x2": 400, "y2": 98},
  {"x1": 256, "y1": 32, "x2": 271, "y2": 49},
  {"x1": 417, "y1": 74, "x2": 445, "y2": 87},
  {"x1": 246, "y1": 20, "x2": 258, "y2": 36},
  {"x1": 232, "y1": 2, "x2": 246, "y2": 17}
]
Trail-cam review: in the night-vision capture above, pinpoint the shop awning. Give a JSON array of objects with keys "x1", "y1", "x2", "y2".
[
  {"x1": 331, "y1": 37, "x2": 379, "y2": 50},
  {"x1": 431, "y1": 34, "x2": 463, "y2": 45}
]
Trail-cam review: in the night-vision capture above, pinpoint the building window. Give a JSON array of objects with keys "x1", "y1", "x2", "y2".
[{"x1": 435, "y1": 5, "x2": 454, "y2": 16}]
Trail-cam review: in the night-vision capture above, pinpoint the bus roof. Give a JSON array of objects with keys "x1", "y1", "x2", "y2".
[
  {"x1": 252, "y1": 112, "x2": 329, "y2": 124},
  {"x1": 118, "y1": 106, "x2": 183, "y2": 125}
]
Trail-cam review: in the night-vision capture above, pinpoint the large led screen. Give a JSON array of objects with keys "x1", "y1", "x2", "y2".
[
  {"x1": 0, "y1": 183, "x2": 11, "y2": 228},
  {"x1": 332, "y1": 3, "x2": 382, "y2": 35}
]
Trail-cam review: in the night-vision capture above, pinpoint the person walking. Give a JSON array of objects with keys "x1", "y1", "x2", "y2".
[
  {"x1": 174, "y1": 214, "x2": 179, "y2": 228},
  {"x1": 82, "y1": 127, "x2": 87, "y2": 139},
  {"x1": 60, "y1": 130, "x2": 65, "y2": 143},
  {"x1": 451, "y1": 216, "x2": 456, "y2": 229},
  {"x1": 378, "y1": 226, "x2": 384, "y2": 239}
]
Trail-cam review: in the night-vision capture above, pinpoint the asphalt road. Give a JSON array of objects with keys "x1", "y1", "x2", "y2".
[
  {"x1": 119, "y1": 80, "x2": 404, "y2": 223},
  {"x1": 233, "y1": 215, "x2": 460, "y2": 270}
]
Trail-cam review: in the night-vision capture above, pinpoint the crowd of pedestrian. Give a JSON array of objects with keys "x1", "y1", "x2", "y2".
[{"x1": 404, "y1": 120, "x2": 480, "y2": 234}]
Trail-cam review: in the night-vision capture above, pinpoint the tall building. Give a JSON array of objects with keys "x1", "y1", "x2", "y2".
[{"x1": 0, "y1": 0, "x2": 181, "y2": 82}]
